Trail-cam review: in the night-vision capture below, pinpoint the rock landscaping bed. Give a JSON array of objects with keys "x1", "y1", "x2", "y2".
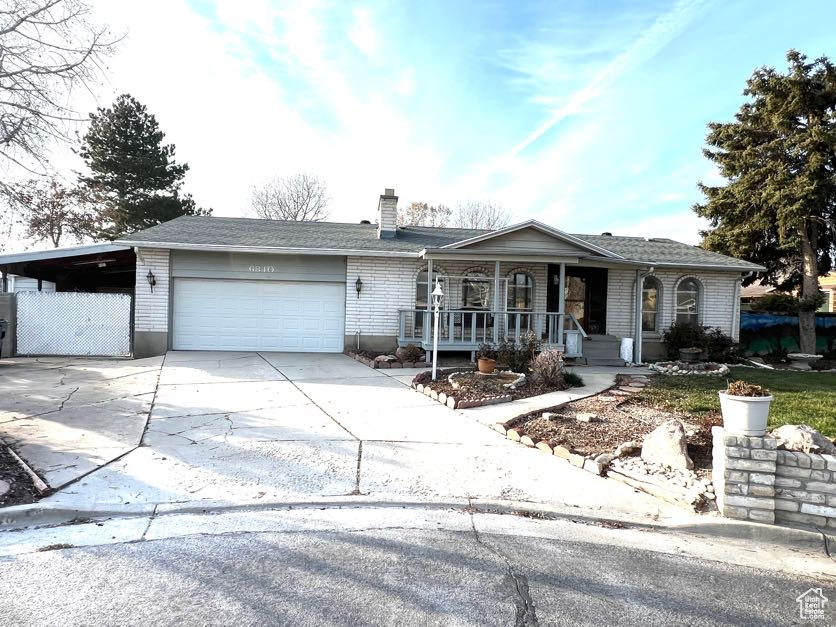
[
  {"x1": 650, "y1": 361, "x2": 730, "y2": 376},
  {"x1": 346, "y1": 349, "x2": 429, "y2": 370},
  {"x1": 495, "y1": 374, "x2": 719, "y2": 510},
  {"x1": 0, "y1": 444, "x2": 43, "y2": 507},
  {"x1": 412, "y1": 367, "x2": 579, "y2": 410}
]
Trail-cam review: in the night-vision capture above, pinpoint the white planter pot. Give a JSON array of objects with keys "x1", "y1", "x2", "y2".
[{"x1": 718, "y1": 392, "x2": 773, "y2": 436}]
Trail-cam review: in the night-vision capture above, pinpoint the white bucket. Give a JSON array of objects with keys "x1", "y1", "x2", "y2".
[
  {"x1": 619, "y1": 337, "x2": 634, "y2": 362},
  {"x1": 718, "y1": 393, "x2": 773, "y2": 436}
]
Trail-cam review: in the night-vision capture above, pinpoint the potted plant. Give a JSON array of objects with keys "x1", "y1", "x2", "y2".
[
  {"x1": 476, "y1": 343, "x2": 497, "y2": 374},
  {"x1": 679, "y1": 346, "x2": 702, "y2": 363},
  {"x1": 718, "y1": 380, "x2": 773, "y2": 436}
]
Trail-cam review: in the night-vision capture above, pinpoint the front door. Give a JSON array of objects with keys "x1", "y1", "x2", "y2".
[{"x1": 547, "y1": 266, "x2": 608, "y2": 335}]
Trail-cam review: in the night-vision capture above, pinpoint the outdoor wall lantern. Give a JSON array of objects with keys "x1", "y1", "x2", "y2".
[
  {"x1": 146, "y1": 270, "x2": 157, "y2": 292},
  {"x1": 355, "y1": 276, "x2": 363, "y2": 298}
]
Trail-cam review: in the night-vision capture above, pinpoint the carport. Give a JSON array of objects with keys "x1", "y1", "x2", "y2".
[{"x1": 0, "y1": 244, "x2": 136, "y2": 357}]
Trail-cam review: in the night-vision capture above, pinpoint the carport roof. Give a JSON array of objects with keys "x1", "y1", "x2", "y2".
[
  {"x1": 116, "y1": 215, "x2": 765, "y2": 272},
  {"x1": 0, "y1": 243, "x2": 130, "y2": 265}
]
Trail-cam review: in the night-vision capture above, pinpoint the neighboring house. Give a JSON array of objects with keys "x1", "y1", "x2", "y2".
[
  {"x1": 821, "y1": 273, "x2": 836, "y2": 313},
  {"x1": 740, "y1": 273, "x2": 836, "y2": 313},
  {"x1": 113, "y1": 188, "x2": 763, "y2": 364},
  {"x1": 2, "y1": 275, "x2": 56, "y2": 293}
]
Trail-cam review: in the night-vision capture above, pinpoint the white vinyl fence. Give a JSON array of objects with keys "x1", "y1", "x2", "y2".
[{"x1": 16, "y1": 292, "x2": 132, "y2": 357}]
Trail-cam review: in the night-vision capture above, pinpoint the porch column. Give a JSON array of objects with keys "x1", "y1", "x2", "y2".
[
  {"x1": 493, "y1": 261, "x2": 500, "y2": 343},
  {"x1": 425, "y1": 259, "x2": 433, "y2": 344},
  {"x1": 557, "y1": 262, "x2": 566, "y2": 349}
]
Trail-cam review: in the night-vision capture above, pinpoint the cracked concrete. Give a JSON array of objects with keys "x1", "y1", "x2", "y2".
[
  {"x1": 0, "y1": 356, "x2": 164, "y2": 489},
  {"x1": 4, "y1": 351, "x2": 692, "y2": 529}
]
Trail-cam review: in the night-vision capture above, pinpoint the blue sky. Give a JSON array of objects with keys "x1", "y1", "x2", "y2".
[{"x1": 58, "y1": 0, "x2": 836, "y2": 244}]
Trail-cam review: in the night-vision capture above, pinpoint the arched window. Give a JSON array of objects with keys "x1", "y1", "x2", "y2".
[
  {"x1": 507, "y1": 271, "x2": 534, "y2": 311},
  {"x1": 642, "y1": 276, "x2": 661, "y2": 332},
  {"x1": 676, "y1": 278, "x2": 701, "y2": 325},
  {"x1": 462, "y1": 271, "x2": 490, "y2": 310}
]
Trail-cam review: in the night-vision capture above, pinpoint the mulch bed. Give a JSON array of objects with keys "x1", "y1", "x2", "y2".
[
  {"x1": 505, "y1": 376, "x2": 720, "y2": 473},
  {"x1": 0, "y1": 445, "x2": 40, "y2": 507},
  {"x1": 412, "y1": 368, "x2": 566, "y2": 403}
]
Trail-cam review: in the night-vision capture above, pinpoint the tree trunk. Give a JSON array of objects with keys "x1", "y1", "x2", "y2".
[{"x1": 798, "y1": 223, "x2": 819, "y2": 354}]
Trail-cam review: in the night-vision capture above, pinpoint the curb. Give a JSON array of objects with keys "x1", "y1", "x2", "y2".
[{"x1": 1, "y1": 496, "x2": 831, "y2": 555}]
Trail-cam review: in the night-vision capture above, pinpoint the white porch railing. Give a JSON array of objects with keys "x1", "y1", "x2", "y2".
[{"x1": 397, "y1": 309, "x2": 587, "y2": 358}]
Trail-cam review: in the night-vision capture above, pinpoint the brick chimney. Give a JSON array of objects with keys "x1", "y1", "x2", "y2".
[{"x1": 377, "y1": 188, "x2": 398, "y2": 239}]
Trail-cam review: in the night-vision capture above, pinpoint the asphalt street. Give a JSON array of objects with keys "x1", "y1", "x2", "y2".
[{"x1": 0, "y1": 510, "x2": 830, "y2": 626}]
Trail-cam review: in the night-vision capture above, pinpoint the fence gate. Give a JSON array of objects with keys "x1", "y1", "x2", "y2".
[{"x1": 16, "y1": 292, "x2": 132, "y2": 357}]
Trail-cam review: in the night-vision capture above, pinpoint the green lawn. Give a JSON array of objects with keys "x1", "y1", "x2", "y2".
[{"x1": 633, "y1": 367, "x2": 836, "y2": 437}]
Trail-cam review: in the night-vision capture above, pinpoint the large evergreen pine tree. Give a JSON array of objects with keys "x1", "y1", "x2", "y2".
[
  {"x1": 80, "y1": 94, "x2": 210, "y2": 239},
  {"x1": 694, "y1": 50, "x2": 836, "y2": 354}
]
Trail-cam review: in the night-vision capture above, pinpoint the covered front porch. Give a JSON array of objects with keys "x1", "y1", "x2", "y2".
[
  {"x1": 397, "y1": 263, "x2": 590, "y2": 357},
  {"x1": 391, "y1": 221, "x2": 653, "y2": 364}
]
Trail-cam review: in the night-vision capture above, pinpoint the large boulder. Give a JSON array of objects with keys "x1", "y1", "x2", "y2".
[
  {"x1": 771, "y1": 424, "x2": 836, "y2": 455},
  {"x1": 641, "y1": 419, "x2": 694, "y2": 470}
]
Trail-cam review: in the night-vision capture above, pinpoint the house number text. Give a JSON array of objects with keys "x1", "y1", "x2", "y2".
[{"x1": 248, "y1": 265, "x2": 275, "y2": 273}]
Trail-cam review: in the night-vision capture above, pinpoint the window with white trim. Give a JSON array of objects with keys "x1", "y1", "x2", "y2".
[{"x1": 676, "y1": 278, "x2": 700, "y2": 325}]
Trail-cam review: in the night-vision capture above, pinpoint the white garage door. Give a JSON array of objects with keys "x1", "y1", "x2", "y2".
[{"x1": 172, "y1": 278, "x2": 345, "y2": 352}]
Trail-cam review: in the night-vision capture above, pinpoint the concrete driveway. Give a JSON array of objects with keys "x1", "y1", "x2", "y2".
[{"x1": 2, "y1": 352, "x2": 679, "y2": 522}]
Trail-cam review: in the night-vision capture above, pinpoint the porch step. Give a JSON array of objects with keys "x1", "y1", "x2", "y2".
[{"x1": 568, "y1": 356, "x2": 627, "y2": 367}]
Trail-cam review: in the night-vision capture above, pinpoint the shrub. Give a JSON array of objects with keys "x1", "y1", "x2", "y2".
[
  {"x1": 530, "y1": 349, "x2": 565, "y2": 387},
  {"x1": 563, "y1": 372, "x2": 584, "y2": 387},
  {"x1": 751, "y1": 293, "x2": 799, "y2": 313},
  {"x1": 476, "y1": 343, "x2": 497, "y2": 360},
  {"x1": 397, "y1": 344, "x2": 424, "y2": 362},
  {"x1": 662, "y1": 323, "x2": 738, "y2": 363},
  {"x1": 662, "y1": 322, "x2": 706, "y2": 360},
  {"x1": 498, "y1": 330, "x2": 541, "y2": 373},
  {"x1": 704, "y1": 328, "x2": 739, "y2": 363}
]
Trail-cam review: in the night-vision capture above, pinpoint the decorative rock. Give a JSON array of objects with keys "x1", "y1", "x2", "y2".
[
  {"x1": 575, "y1": 412, "x2": 598, "y2": 423},
  {"x1": 615, "y1": 441, "x2": 640, "y2": 457},
  {"x1": 438, "y1": 392, "x2": 447, "y2": 405},
  {"x1": 0, "y1": 479, "x2": 9, "y2": 497},
  {"x1": 641, "y1": 419, "x2": 694, "y2": 470},
  {"x1": 520, "y1": 435, "x2": 536, "y2": 447},
  {"x1": 492, "y1": 423, "x2": 507, "y2": 435},
  {"x1": 535, "y1": 441, "x2": 554, "y2": 454},
  {"x1": 594, "y1": 453, "x2": 615, "y2": 466},
  {"x1": 771, "y1": 424, "x2": 836, "y2": 455},
  {"x1": 553, "y1": 445, "x2": 572, "y2": 460},
  {"x1": 416, "y1": 384, "x2": 424, "y2": 393},
  {"x1": 584, "y1": 458, "x2": 605, "y2": 475},
  {"x1": 506, "y1": 429, "x2": 522, "y2": 442},
  {"x1": 446, "y1": 397, "x2": 458, "y2": 409},
  {"x1": 569, "y1": 453, "x2": 586, "y2": 468},
  {"x1": 374, "y1": 355, "x2": 392, "y2": 362},
  {"x1": 430, "y1": 390, "x2": 439, "y2": 400},
  {"x1": 542, "y1": 412, "x2": 557, "y2": 420}
]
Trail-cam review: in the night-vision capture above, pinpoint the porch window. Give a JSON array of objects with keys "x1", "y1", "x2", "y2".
[
  {"x1": 462, "y1": 272, "x2": 491, "y2": 309},
  {"x1": 507, "y1": 272, "x2": 533, "y2": 311},
  {"x1": 416, "y1": 268, "x2": 445, "y2": 310},
  {"x1": 642, "y1": 276, "x2": 661, "y2": 332},
  {"x1": 675, "y1": 278, "x2": 700, "y2": 325}
]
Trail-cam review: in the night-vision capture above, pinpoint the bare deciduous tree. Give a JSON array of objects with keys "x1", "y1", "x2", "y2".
[
  {"x1": 8, "y1": 177, "x2": 93, "y2": 247},
  {"x1": 397, "y1": 201, "x2": 451, "y2": 227},
  {"x1": 453, "y1": 200, "x2": 511, "y2": 229},
  {"x1": 0, "y1": 1, "x2": 118, "y2": 176},
  {"x1": 251, "y1": 173, "x2": 330, "y2": 221}
]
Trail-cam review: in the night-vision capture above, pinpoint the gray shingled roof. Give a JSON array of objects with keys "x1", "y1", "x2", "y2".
[
  {"x1": 119, "y1": 216, "x2": 486, "y2": 253},
  {"x1": 118, "y1": 216, "x2": 762, "y2": 271}
]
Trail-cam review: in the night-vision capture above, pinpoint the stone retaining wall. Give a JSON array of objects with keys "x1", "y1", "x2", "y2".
[{"x1": 712, "y1": 426, "x2": 836, "y2": 530}]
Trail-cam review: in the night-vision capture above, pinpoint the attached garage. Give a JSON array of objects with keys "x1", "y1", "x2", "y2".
[{"x1": 170, "y1": 251, "x2": 346, "y2": 352}]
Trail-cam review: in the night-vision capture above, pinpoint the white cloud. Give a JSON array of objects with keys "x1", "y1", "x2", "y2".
[{"x1": 348, "y1": 7, "x2": 378, "y2": 59}]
